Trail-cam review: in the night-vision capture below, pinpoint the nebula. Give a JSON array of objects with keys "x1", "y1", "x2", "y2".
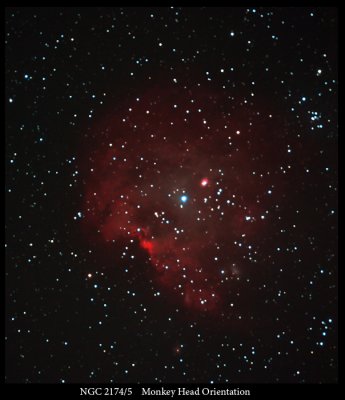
[{"x1": 82, "y1": 80, "x2": 286, "y2": 315}]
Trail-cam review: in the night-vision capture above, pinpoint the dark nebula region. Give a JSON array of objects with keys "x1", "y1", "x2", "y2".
[{"x1": 82, "y1": 81, "x2": 306, "y2": 323}]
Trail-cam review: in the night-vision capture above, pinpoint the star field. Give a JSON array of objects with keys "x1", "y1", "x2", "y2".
[{"x1": 5, "y1": 7, "x2": 338, "y2": 384}]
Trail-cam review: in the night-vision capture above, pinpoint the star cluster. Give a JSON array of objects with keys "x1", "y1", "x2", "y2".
[{"x1": 6, "y1": 7, "x2": 338, "y2": 384}]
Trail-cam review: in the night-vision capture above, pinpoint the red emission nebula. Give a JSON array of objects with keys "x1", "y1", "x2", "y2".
[{"x1": 81, "y1": 80, "x2": 288, "y2": 318}]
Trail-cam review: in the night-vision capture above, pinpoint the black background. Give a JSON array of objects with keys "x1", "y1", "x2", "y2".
[{"x1": 5, "y1": 6, "x2": 338, "y2": 389}]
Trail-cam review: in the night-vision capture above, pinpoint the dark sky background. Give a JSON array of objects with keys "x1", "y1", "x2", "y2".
[{"x1": 5, "y1": 7, "x2": 338, "y2": 384}]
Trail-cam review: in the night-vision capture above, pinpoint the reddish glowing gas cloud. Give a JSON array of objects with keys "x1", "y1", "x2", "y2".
[{"x1": 82, "y1": 81, "x2": 282, "y2": 314}]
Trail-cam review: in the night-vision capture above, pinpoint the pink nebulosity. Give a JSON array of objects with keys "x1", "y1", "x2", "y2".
[{"x1": 81, "y1": 80, "x2": 285, "y2": 314}]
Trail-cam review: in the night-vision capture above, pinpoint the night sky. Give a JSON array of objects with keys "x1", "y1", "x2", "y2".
[{"x1": 5, "y1": 7, "x2": 338, "y2": 384}]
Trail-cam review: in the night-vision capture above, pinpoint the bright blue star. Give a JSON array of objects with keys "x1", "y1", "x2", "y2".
[{"x1": 180, "y1": 195, "x2": 188, "y2": 203}]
